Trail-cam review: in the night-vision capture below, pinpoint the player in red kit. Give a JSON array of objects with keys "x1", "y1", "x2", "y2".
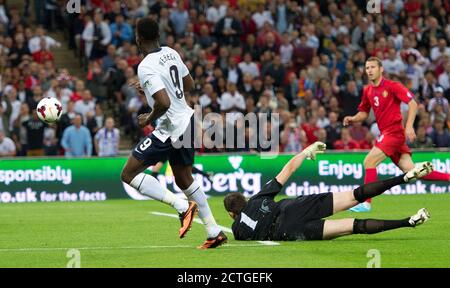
[{"x1": 344, "y1": 57, "x2": 450, "y2": 212}]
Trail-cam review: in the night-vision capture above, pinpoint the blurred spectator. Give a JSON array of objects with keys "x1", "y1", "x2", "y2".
[
  {"x1": 316, "y1": 128, "x2": 332, "y2": 149},
  {"x1": 61, "y1": 114, "x2": 92, "y2": 157},
  {"x1": 170, "y1": 4, "x2": 189, "y2": 38},
  {"x1": 324, "y1": 111, "x2": 342, "y2": 149},
  {"x1": 87, "y1": 61, "x2": 108, "y2": 103},
  {"x1": 238, "y1": 53, "x2": 260, "y2": 79},
  {"x1": 12, "y1": 102, "x2": 30, "y2": 156},
  {"x1": 333, "y1": 127, "x2": 360, "y2": 150},
  {"x1": 28, "y1": 26, "x2": 60, "y2": 54},
  {"x1": 23, "y1": 109, "x2": 46, "y2": 156},
  {"x1": 94, "y1": 117, "x2": 120, "y2": 157},
  {"x1": 110, "y1": 14, "x2": 133, "y2": 47},
  {"x1": 206, "y1": 0, "x2": 227, "y2": 25},
  {"x1": 82, "y1": 10, "x2": 112, "y2": 60},
  {"x1": 358, "y1": 131, "x2": 375, "y2": 150},
  {"x1": 9, "y1": 33, "x2": 32, "y2": 67},
  {"x1": 382, "y1": 48, "x2": 405, "y2": 76},
  {"x1": 301, "y1": 115, "x2": 319, "y2": 145},
  {"x1": 307, "y1": 56, "x2": 328, "y2": 82},
  {"x1": 158, "y1": 7, "x2": 175, "y2": 44},
  {"x1": 316, "y1": 106, "x2": 329, "y2": 128},
  {"x1": 220, "y1": 81, "x2": 246, "y2": 126},
  {"x1": 214, "y1": 7, "x2": 242, "y2": 48},
  {"x1": 438, "y1": 61, "x2": 450, "y2": 91},
  {"x1": 430, "y1": 104, "x2": 447, "y2": 124},
  {"x1": 430, "y1": 117, "x2": 450, "y2": 147},
  {"x1": 252, "y1": 3, "x2": 274, "y2": 30},
  {"x1": 101, "y1": 45, "x2": 117, "y2": 72},
  {"x1": 281, "y1": 114, "x2": 305, "y2": 152},
  {"x1": 0, "y1": 129, "x2": 15, "y2": 156},
  {"x1": 70, "y1": 80, "x2": 86, "y2": 103},
  {"x1": 0, "y1": 94, "x2": 12, "y2": 137},
  {"x1": 199, "y1": 83, "x2": 215, "y2": 107},
  {"x1": 430, "y1": 38, "x2": 450, "y2": 63},
  {"x1": 279, "y1": 32, "x2": 293, "y2": 66},
  {"x1": 349, "y1": 121, "x2": 369, "y2": 142},
  {"x1": 428, "y1": 86, "x2": 449, "y2": 113},
  {"x1": 43, "y1": 124, "x2": 58, "y2": 155},
  {"x1": 74, "y1": 89, "x2": 96, "y2": 124},
  {"x1": 410, "y1": 126, "x2": 434, "y2": 148}
]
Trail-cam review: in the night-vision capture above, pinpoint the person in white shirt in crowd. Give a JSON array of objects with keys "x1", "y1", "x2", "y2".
[
  {"x1": 428, "y1": 86, "x2": 449, "y2": 114},
  {"x1": 74, "y1": 89, "x2": 96, "y2": 124},
  {"x1": 430, "y1": 38, "x2": 450, "y2": 63},
  {"x1": 199, "y1": 83, "x2": 216, "y2": 107},
  {"x1": 252, "y1": 3, "x2": 274, "y2": 30},
  {"x1": 382, "y1": 48, "x2": 405, "y2": 76},
  {"x1": 317, "y1": 106, "x2": 330, "y2": 128},
  {"x1": 95, "y1": 117, "x2": 120, "y2": 157},
  {"x1": 438, "y1": 60, "x2": 450, "y2": 90},
  {"x1": 220, "y1": 81, "x2": 246, "y2": 126},
  {"x1": 28, "y1": 26, "x2": 61, "y2": 54},
  {"x1": 206, "y1": 0, "x2": 227, "y2": 25},
  {"x1": 82, "y1": 9, "x2": 112, "y2": 60},
  {"x1": 0, "y1": 1, "x2": 8, "y2": 28},
  {"x1": 238, "y1": 52, "x2": 260, "y2": 79},
  {"x1": 3, "y1": 86, "x2": 21, "y2": 134},
  {"x1": 0, "y1": 129, "x2": 15, "y2": 157},
  {"x1": 279, "y1": 32, "x2": 293, "y2": 66}
]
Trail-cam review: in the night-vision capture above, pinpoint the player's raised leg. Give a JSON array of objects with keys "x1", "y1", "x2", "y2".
[
  {"x1": 121, "y1": 155, "x2": 198, "y2": 237},
  {"x1": 322, "y1": 208, "x2": 431, "y2": 240},
  {"x1": 335, "y1": 161, "x2": 433, "y2": 213},
  {"x1": 397, "y1": 153, "x2": 450, "y2": 182},
  {"x1": 171, "y1": 164, "x2": 227, "y2": 248},
  {"x1": 350, "y1": 146, "x2": 387, "y2": 212}
]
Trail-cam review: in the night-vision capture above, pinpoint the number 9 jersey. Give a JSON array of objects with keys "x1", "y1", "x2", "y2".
[{"x1": 138, "y1": 46, "x2": 194, "y2": 143}]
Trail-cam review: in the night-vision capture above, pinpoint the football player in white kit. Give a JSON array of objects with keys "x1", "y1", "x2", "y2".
[{"x1": 121, "y1": 18, "x2": 227, "y2": 249}]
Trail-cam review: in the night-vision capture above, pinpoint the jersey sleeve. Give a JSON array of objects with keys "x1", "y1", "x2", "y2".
[
  {"x1": 139, "y1": 66, "x2": 166, "y2": 96},
  {"x1": 142, "y1": 73, "x2": 166, "y2": 96},
  {"x1": 392, "y1": 82, "x2": 414, "y2": 104},
  {"x1": 251, "y1": 178, "x2": 283, "y2": 200},
  {"x1": 358, "y1": 87, "x2": 371, "y2": 113}
]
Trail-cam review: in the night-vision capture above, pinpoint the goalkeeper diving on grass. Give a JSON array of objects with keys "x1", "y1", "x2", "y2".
[{"x1": 224, "y1": 142, "x2": 433, "y2": 241}]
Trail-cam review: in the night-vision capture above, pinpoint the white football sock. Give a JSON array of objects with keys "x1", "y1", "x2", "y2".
[
  {"x1": 130, "y1": 173, "x2": 188, "y2": 214},
  {"x1": 183, "y1": 180, "x2": 221, "y2": 238}
]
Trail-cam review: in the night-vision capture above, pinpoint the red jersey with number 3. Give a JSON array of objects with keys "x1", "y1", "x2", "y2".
[{"x1": 358, "y1": 78, "x2": 414, "y2": 135}]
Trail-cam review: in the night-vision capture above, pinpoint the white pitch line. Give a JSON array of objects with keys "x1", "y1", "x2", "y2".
[
  {"x1": 150, "y1": 211, "x2": 280, "y2": 246},
  {"x1": 0, "y1": 243, "x2": 273, "y2": 253}
]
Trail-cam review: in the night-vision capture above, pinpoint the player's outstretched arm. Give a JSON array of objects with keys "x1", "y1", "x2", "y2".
[
  {"x1": 405, "y1": 99, "x2": 418, "y2": 142},
  {"x1": 275, "y1": 142, "x2": 326, "y2": 185},
  {"x1": 138, "y1": 89, "x2": 171, "y2": 127},
  {"x1": 343, "y1": 111, "x2": 369, "y2": 126}
]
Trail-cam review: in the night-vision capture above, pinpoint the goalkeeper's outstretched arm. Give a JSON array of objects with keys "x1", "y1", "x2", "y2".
[{"x1": 275, "y1": 142, "x2": 326, "y2": 185}]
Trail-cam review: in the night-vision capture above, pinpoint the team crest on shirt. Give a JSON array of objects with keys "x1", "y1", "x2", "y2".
[
  {"x1": 259, "y1": 199, "x2": 271, "y2": 214},
  {"x1": 382, "y1": 90, "x2": 388, "y2": 98}
]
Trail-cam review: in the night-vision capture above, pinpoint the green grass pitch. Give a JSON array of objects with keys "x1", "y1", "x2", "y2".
[{"x1": 1, "y1": 194, "x2": 449, "y2": 268}]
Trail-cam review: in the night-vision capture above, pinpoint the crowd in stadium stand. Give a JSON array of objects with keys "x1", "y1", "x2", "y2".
[{"x1": 0, "y1": 0, "x2": 449, "y2": 158}]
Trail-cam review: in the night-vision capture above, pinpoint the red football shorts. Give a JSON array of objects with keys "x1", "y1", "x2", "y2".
[{"x1": 375, "y1": 133, "x2": 411, "y2": 165}]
